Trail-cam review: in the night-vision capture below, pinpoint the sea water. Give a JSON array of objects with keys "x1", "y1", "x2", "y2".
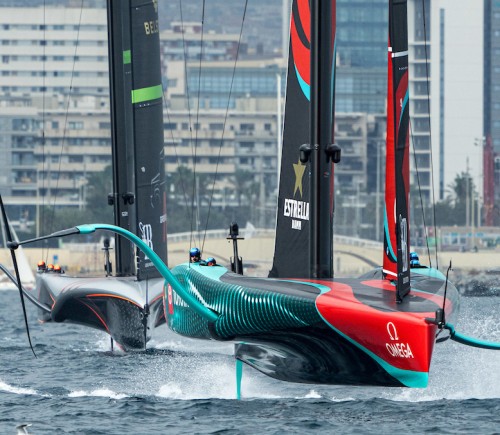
[{"x1": 0, "y1": 291, "x2": 498, "y2": 434}]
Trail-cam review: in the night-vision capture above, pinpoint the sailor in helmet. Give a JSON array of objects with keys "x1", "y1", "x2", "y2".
[
  {"x1": 409, "y1": 251, "x2": 420, "y2": 268},
  {"x1": 189, "y1": 247, "x2": 201, "y2": 263},
  {"x1": 206, "y1": 257, "x2": 216, "y2": 266}
]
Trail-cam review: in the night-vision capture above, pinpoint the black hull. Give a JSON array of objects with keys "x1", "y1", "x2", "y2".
[
  {"x1": 235, "y1": 324, "x2": 403, "y2": 387},
  {"x1": 36, "y1": 273, "x2": 165, "y2": 351}
]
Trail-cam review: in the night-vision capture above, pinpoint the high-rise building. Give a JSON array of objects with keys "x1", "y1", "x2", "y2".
[
  {"x1": 336, "y1": 0, "x2": 387, "y2": 114},
  {"x1": 0, "y1": 7, "x2": 109, "y2": 97},
  {"x1": 484, "y1": 0, "x2": 500, "y2": 225},
  {"x1": 426, "y1": 0, "x2": 484, "y2": 202}
]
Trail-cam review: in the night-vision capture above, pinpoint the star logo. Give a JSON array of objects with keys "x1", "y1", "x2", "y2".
[{"x1": 293, "y1": 158, "x2": 306, "y2": 197}]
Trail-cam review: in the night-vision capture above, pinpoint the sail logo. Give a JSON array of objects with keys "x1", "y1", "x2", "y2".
[
  {"x1": 144, "y1": 20, "x2": 159, "y2": 35},
  {"x1": 399, "y1": 216, "x2": 408, "y2": 273},
  {"x1": 284, "y1": 158, "x2": 309, "y2": 230},
  {"x1": 385, "y1": 322, "x2": 414, "y2": 359},
  {"x1": 284, "y1": 199, "x2": 310, "y2": 221},
  {"x1": 139, "y1": 222, "x2": 154, "y2": 260}
]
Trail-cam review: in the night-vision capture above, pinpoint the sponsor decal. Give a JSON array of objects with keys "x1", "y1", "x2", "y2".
[
  {"x1": 284, "y1": 158, "x2": 310, "y2": 230},
  {"x1": 144, "y1": 20, "x2": 159, "y2": 35},
  {"x1": 167, "y1": 284, "x2": 174, "y2": 315},
  {"x1": 139, "y1": 222, "x2": 154, "y2": 261},
  {"x1": 385, "y1": 321, "x2": 414, "y2": 359},
  {"x1": 399, "y1": 216, "x2": 408, "y2": 273},
  {"x1": 293, "y1": 158, "x2": 306, "y2": 197},
  {"x1": 284, "y1": 199, "x2": 310, "y2": 221}
]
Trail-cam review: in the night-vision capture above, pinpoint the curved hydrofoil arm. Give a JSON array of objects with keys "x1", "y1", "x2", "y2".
[{"x1": 11, "y1": 223, "x2": 219, "y2": 324}]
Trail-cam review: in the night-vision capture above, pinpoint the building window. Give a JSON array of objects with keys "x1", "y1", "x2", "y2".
[{"x1": 69, "y1": 122, "x2": 84, "y2": 130}]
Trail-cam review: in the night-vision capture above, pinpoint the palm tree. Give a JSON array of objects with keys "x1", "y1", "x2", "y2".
[{"x1": 232, "y1": 169, "x2": 255, "y2": 206}]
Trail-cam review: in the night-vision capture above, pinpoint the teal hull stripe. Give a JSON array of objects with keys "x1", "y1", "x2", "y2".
[
  {"x1": 131, "y1": 84, "x2": 163, "y2": 104},
  {"x1": 411, "y1": 267, "x2": 446, "y2": 281}
]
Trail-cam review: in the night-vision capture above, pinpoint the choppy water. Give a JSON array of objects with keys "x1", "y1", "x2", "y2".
[{"x1": 0, "y1": 291, "x2": 498, "y2": 434}]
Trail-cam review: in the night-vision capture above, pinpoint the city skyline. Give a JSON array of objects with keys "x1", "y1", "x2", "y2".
[{"x1": 0, "y1": 1, "x2": 497, "y2": 235}]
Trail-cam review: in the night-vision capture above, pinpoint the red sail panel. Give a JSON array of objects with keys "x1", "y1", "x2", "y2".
[
  {"x1": 383, "y1": 40, "x2": 397, "y2": 279},
  {"x1": 383, "y1": 0, "x2": 411, "y2": 301}
]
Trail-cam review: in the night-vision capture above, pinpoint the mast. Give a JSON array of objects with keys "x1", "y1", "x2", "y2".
[
  {"x1": 107, "y1": 0, "x2": 167, "y2": 279},
  {"x1": 309, "y1": 0, "x2": 337, "y2": 278},
  {"x1": 107, "y1": 0, "x2": 135, "y2": 276},
  {"x1": 383, "y1": 0, "x2": 411, "y2": 301}
]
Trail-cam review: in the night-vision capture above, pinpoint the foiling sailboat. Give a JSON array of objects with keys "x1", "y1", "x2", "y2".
[
  {"x1": 4, "y1": 0, "x2": 498, "y2": 387},
  {"x1": 159, "y1": 0, "x2": 460, "y2": 388},
  {"x1": 5, "y1": 0, "x2": 167, "y2": 351}
]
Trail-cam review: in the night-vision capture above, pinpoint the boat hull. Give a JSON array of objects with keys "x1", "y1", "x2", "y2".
[
  {"x1": 35, "y1": 273, "x2": 165, "y2": 351},
  {"x1": 165, "y1": 264, "x2": 459, "y2": 387}
]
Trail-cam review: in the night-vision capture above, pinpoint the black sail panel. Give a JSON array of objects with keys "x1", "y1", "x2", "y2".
[
  {"x1": 269, "y1": 0, "x2": 312, "y2": 279},
  {"x1": 130, "y1": 0, "x2": 167, "y2": 279},
  {"x1": 270, "y1": 0, "x2": 336, "y2": 279},
  {"x1": 107, "y1": 0, "x2": 135, "y2": 275},
  {"x1": 389, "y1": 0, "x2": 411, "y2": 300}
]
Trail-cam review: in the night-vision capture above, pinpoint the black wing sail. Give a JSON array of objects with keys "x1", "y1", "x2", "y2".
[
  {"x1": 270, "y1": 0, "x2": 336, "y2": 279},
  {"x1": 130, "y1": 0, "x2": 167, "y2": 279},
  {"x1": 108, "y1": 0, "x2": 167, "y2": 279},
  {"x1": 389, "y1": 0, "x2": 411, "y2": 299}
]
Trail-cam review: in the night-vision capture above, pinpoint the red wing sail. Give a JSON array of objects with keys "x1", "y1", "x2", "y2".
[{"x1": 383, "y1": 0, "x2": 410, "y2": 300}]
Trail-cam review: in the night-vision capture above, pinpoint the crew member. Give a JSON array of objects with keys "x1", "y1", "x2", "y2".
[
  {"x1": 206, "y1": 257, "x2": 216, "y2": 266},
  {"x1": 409, "y1": 252, "x2": 420, "y2": 268},
  {"x1": 189, "y1": 247, "x2": 201, "y2": 263}
]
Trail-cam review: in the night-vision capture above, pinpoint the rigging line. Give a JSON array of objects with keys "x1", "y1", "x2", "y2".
[
  {"x1": 410, "y1": 120, "x2": 433, "y2": 268},
  {"x1": 201, "y1": 0, "x2": 249, "y2": 255},
  {"x1": 191, "y1": 0, "x2": 207, "y2": 251},
  {"x1": 421, "y1": 0, "x2": 439, "y2": 270},
  {"x1": 40, "y1": 0, "x2": 47, "y2": 259},
  {"x1": 45, "y1": 0, "x2": 85, "y2": 262},
  {"x1": 178, "y1": 0, "x2": 197, "y2": 248}
]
